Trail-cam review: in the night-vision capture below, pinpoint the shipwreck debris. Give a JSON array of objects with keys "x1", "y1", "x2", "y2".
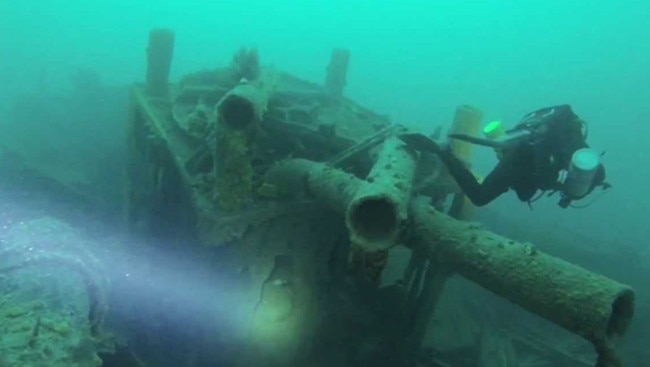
[
  {"x1": 0, "y1": 217, "x2": 113, "y2": 367},
  {"x1": 121, "y1": 30, "x2": 636, "y2": 367},
  {"x1": 146, "y1": 28, "x2": 175, "y2": 96},
  {"x1": 264, "y1": 158, "x2": 635, "y2": 365}
]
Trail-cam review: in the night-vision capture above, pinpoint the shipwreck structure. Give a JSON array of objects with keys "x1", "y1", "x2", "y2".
[
  {"x1": 0, "y1": 217, "x2": 113, "y2": 367},
  {"x1": 120, "y1": 29, "x2": 637, "y2": 367}
]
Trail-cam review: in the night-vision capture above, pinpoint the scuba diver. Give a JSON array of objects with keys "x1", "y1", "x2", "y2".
[{"x1": 399, "y1": 105, "x2": 611, "y2": 208}]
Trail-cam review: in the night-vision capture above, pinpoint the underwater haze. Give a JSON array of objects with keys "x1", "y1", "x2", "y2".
[
  {"x1": 1, "y1": 0, "x2": 650, "y2": 365},
  {"x1": 3, "y1": 0, "x2": 649, "y2": 248}
]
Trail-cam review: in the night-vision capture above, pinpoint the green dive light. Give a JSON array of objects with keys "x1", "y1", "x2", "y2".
[{"x1": 483, "y1": 120, "x2": 506, "y2": 140}]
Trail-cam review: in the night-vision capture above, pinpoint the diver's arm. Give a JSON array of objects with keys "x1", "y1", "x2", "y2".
[{"x1": 438, "y1": 149, "x2": 512, "y2": 206}]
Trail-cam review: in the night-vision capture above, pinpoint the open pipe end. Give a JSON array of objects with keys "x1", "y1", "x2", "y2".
[
  {"x1": 347, "y1": 196, "x2": 399, "y2": 251},
  {"x1": 219, "y1": 95, "x2": 255, "y2": 130},
  {"x1": 606, "y1": 288, "x2": 635, "y2": 338}
]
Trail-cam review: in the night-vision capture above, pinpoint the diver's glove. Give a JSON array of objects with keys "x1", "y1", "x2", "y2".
[{"x1": 398, "y1": 132, "x2": 449, "y2": 154}]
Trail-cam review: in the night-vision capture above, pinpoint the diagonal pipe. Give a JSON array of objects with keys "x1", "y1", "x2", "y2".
[{"x1": 263, "y1": 158, "x2": 635, "y2": 366}]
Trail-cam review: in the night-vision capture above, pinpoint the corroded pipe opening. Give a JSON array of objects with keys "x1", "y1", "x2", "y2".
[
  {"x1": 219, "y1": 94, "x2": 255, "y2": 129},
  {"x1": 347, "y1": 196, "x2": 398, "y2": 250},
  {"x1": 607, "y1": 289, "x2": 635, "y2": 337},
  {"x1": 344, "y1": 137, "x2": 417, "y2": 251}
]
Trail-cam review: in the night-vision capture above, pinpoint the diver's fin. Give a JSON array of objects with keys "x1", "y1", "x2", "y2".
[{"x1": 397, "y1": 132, "x2": 441, "y2": 153}]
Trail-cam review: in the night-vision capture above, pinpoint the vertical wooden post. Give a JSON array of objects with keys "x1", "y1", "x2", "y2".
[
  {"x1": 447, "y1": 104, "x2": 483, "y2": 220},
  {"x1": 146, "y1": 28, "x2": 175, "y2": 96},
  {"x1": 325, "y1": 48, "x2": 351, "y2": 97}
]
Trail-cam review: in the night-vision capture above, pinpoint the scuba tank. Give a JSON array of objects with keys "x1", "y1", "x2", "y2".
[
  {"x1": 559, "y1": 148, "x2": 601, "y2": 199},
  {"x1": 449, "y1": 107, "x2": 608, "y2": 208}
]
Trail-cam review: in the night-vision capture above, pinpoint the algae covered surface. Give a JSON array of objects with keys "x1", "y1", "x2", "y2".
[{"x1": 0, "y1": 217, "x2": 112, "y2": 367}]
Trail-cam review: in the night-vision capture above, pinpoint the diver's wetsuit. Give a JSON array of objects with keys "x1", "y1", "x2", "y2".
[
  {"x1": 438, "y1": 145, "x2": 540, "y2": 206},
  {"x1": 437, "y1": 105, "x2": 602, "y2": 207}
]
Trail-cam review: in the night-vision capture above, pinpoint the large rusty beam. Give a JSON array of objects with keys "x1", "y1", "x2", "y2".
[
  {"x1": 408, "y1": 197, "x2": 633, "y2": 366},
  {"x1": 0, "y1": 217, "x2": 111, "y2": 366},
  {"x1": 263, "y1": 158, "x2": 361, "y2": 213},
  {"x1": 268, "y1": 136, "x2": 418, "y2": 252},
  {"x1": 346, "y1": 137, "x2": 418, "y2": 251},
  {"x1": 213, "y1": 68, "x2": 278, "y2": 212},
  {"x1": 263, "y1": 158, "x2": 635, "y2": 365},
  {"x1": 216, "y1": 70, "x2": 276, "y2": 131}
]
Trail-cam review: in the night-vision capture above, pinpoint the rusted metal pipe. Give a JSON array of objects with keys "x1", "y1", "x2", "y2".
[
  {"x1": 346, "y1": 137, "x2": 418, "y2": 251},
  {"x1": 263, "y1": 159, "x2": 635, "y2": 365}
]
